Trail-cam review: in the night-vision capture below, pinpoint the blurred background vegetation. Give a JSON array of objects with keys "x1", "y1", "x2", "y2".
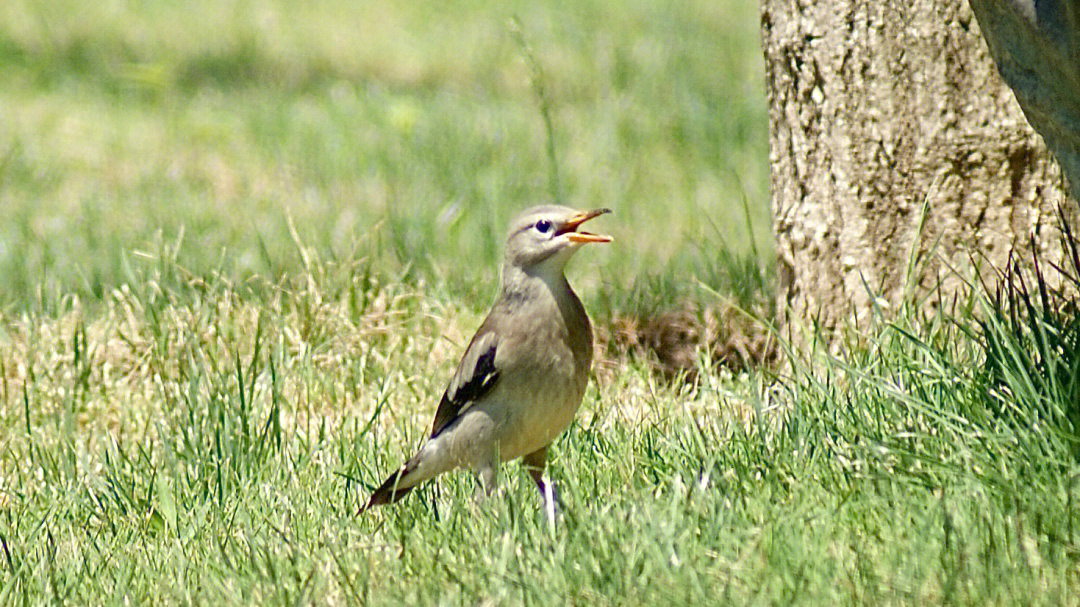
[{"x1": 0, "y1": 0, "x2": 770, "y2": 316}]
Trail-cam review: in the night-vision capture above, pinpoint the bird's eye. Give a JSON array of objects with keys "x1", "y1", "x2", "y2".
[{"x1": 535, "y1": 219, "x2": 553, "y2": 234}]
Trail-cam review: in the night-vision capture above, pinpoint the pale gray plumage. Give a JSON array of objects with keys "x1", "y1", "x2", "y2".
[{"x1": 361, "y1": 205, "x2": 611, "y2": 520}]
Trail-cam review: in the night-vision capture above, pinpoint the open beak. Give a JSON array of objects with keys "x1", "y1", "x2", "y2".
[{"x1": 559, "y1": 208, "x2": 613, "y2": 244}]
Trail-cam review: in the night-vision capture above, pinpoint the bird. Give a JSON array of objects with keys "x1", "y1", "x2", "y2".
[{"x1": 360, "y1": 205, "x2": 612, "y2": 524}]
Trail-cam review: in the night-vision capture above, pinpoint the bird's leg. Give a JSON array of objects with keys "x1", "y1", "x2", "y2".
[
  {"x1": 522, "y1": 447, "x2": 557, "y2": 528},
  {"x1": 475, "y1": 455, "x2": 499, "y2": 502},
  {"x1": 521, "y1": 446, "x2": 547, "y2": 493}
]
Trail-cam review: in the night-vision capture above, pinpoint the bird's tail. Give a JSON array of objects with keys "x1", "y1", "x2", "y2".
[{"x1": 359, "y1": 461, "x2": 418, "y2": 513}]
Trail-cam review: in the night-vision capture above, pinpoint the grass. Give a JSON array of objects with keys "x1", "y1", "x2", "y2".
[
  {"x1": 2, "y1": 0, "x2": 1080, "y2": 605},
  {"x1": 0, "y1": 0, "x2": 769, "y2": 315}
]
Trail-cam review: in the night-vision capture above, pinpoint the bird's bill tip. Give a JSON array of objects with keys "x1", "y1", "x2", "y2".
[{"x1": 567, "y1": 208, "x2": 612, "y2": 224}]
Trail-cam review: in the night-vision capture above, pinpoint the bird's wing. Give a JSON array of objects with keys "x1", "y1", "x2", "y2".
[{"x1": 430, "y1": 327, "x2": 500, "y2": 438}]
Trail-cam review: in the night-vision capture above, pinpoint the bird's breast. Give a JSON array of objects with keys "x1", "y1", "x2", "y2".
[
  {"x1": 479, "y1": 276, "x2": 593, "y2": 460},
  {"x1": 484, "y1": 334, "x2": 588, "y2": 460}
]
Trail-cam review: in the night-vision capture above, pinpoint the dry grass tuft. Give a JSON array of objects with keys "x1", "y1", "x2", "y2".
[{"x1": 600, "y1": 299, "x2": 778, "y2": 381}]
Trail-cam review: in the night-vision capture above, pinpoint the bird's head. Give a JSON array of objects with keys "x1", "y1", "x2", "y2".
[{"x1": 503, "y1": 205, "x2": 612, "y2": 274}]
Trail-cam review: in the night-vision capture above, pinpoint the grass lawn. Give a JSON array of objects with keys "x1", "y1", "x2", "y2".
[{"x1": 2, "y1": 0, "x2": 1079, "y2": 604}]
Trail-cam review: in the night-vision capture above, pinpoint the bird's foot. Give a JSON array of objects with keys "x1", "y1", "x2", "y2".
[{"x1": 535, "y1": 478, "x2": 559, "y2": 530}]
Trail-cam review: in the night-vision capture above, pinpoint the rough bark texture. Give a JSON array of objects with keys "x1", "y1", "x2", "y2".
[
  {"x1": 968, "y1": 0, "x2": 1080, "y2": 201},
  {"x1": 761, "y1": 0, "x2": 1076, "y2": 334}
]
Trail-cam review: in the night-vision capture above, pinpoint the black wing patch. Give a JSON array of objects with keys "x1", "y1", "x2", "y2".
[{"x1": 430, "y1": 336, "x2": 499, "y2": 438}]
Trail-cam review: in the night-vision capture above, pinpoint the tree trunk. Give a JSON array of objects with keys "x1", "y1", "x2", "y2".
[{"x1": 760, "y1": 0, "x2": 1076, "y2": 335}]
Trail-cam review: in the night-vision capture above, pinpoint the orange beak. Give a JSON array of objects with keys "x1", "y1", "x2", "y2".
[{"x1": 559, "y1": 208, "x2": 613, "y2": 244}]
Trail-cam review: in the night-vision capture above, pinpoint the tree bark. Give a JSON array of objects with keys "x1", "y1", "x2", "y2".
[{"x1": 760, "y1": 0, "x2": 1076, "y2": 335}]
